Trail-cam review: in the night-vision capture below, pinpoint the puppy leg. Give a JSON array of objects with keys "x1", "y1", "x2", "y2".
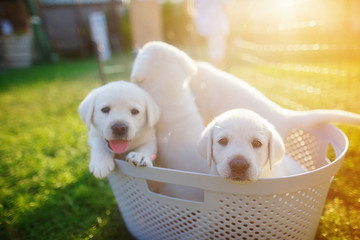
[
  {"x1": 125, "y1": 129, "x2": 157, "y2": 167},
  {"x1": 88, "y1": 128, "x2": 115, "y2": 178},
  {"x1": 126, "y1": 152, "x2": 153, "y2": 167},
  {"x1": 126, "y1": 142, "x2": 156, "y2": 167},
  {"x1": 285, "y1": 109, "x2": 360, "y2": 128}
]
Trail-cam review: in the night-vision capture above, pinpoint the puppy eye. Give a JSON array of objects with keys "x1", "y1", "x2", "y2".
[
  {"x1": 101, "y1": 107, "x2": 110, "y2": 113},
  {"x1": 218, "y1": 137, "x2": 228, "y2": 146},
  {"x1": 252, "y1": 139, "x2": 263, "y2": 148},
  {"x1": 131, "y1": 108, "x2": 139, "y2": 115}
]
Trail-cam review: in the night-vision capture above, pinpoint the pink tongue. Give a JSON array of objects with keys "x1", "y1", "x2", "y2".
[{"x1": 109, "y1": 139, "x2": 130, "y2": 154}]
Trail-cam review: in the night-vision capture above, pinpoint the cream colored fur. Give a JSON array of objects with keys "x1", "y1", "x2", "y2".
[
  {"x1": 190, "y1": 62, "x2": 360, "y2": 139},
  {"x1": 198, "y1": 109, "x2": 306, "y2": 180},
  {"x1": 131, "y1": 41, "x2": 211, "y2": 201},
  {"x1": 79, "y1": 81, "x2": 160, "y2": 179}
]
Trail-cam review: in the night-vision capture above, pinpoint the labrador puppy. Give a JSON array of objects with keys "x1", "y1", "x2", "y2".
[
  {"x1": 131, "y1": 41, "x2": 211, "y2": 201},
  {"x1": 198, "y1": 109, "x2": 306, "y2": 181},
  {"x1": 189, "y1": 62, "x2": 360, "y2": 139},
  {"x1": 79, "y1": 81, "x2": 160, "y2": 179}
]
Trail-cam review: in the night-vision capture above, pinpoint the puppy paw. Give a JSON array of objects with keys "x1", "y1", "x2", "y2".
[
  {"x1": 126, "y1": 152, "x2": 153, "y2": 167},
  {"x1": 89, "y1": 158, "x2": 115, "y2": 179}
]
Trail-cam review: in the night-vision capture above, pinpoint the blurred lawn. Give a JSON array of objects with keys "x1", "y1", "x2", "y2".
[
  {"x1": 0, "y1": 50, "x2": 359, "y2": 240},
  {"x1": 0, "y1": 54, "x2": 135, "y2": 240}
]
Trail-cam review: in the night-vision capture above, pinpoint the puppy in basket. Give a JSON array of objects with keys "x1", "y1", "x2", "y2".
[
  {"x1": 198, "y1": 109, "x2": 306, "y2": 181},
  {"x1": 79, "y1": 81, "x2": 160, "y2": 179},
  {"x1": 131, "y1": 41, "x2": 211, "y2": 201},
  {"x1": 190, "y1": 62, "x2": 360, "y2": 138}
]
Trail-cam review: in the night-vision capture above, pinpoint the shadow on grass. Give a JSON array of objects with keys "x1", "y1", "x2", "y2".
[{"x1": 2, "y1": 173, "x2": 135, "y2": 240}]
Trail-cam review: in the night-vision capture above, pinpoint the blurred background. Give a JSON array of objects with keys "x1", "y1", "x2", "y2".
[
  {"x1": 1, "y1": 0, "x2": 359, "y2": 68},
  {"x1": 1, "y1": 0, "x2": 360, "y2": 239}
]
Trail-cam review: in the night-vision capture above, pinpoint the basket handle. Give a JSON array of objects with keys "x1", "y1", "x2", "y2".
[{"x1": 112, "y1": 124, "x2": 348, "y2": 196}]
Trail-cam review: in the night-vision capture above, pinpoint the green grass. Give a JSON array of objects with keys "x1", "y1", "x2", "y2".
[
  {"x1": 0, "y1": 54, "x2": 135, "y2": 240},
  {"x1": 1, "y1": 50, "x2": 359, "y2": 239}
]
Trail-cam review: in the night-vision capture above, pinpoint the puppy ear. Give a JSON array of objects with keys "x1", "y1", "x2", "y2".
[
  {"x1": 130, "y1": 48, "x2": 147, "y2": 84},
  {"x1": 78, "y1": 90, "x2": 96, "y2": 129},
  {"x1": 267, "y1": 123, "x2": 285, "y2": 170},
  {"x1": 198, "y1": 122, "x2": 215, "y2": 167},
  {"x1": 145, "y1": 94, "x2": 160, "y2": 127},
  {"x1": 130, "y1": 64, "x2": 145, "y2": 84}
]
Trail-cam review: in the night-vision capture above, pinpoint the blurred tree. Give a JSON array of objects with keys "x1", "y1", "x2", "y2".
[
  {"x1": 162, "y1": 0, "x2": 192, "y2": 45},
  {"x1": 26, "y1": 0, "x2": 53, "y2": 62}
]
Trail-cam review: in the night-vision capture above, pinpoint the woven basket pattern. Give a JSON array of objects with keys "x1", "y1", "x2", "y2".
[{"x1": 108, "y1": 127, "x2": 347, "y2": 240}]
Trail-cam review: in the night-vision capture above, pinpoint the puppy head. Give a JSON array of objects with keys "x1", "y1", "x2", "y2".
[
  {"x1": 198, "y1": 109, "x2": 284, "y2": 181},
  {"x1": 78, "y1": 81, "x2": 160, "y2": 154},
  {"x1": 131, "y1": 41, "x2": 197, "y2": 90}
]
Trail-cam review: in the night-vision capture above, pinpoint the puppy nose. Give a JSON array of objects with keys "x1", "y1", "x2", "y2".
[
  {"x1": 229, "y1": 158, "x2": 250, "y2": 172},
  {"x1": 112, "y1": 123, "x2": 128, "y2": 136}
]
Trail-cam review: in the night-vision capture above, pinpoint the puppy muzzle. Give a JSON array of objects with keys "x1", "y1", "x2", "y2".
[
  {"x1": 105, "y1": 122, "x2": 130, "y2": 154},
  {"x1": 111, "y1": 122, "x2": 128, "y2": 138},
  {"x1": 229, "y1": 157, "x2": 250, "y2": 181}
]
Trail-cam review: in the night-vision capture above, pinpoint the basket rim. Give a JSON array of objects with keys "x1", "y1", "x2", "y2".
[{"x1": 113, "y1": 123, "x2": 348, "y2": 196}]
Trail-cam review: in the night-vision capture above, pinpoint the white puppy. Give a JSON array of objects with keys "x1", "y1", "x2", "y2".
[
  {"x1": 131, "y1": 41, "x2": 211, "y2": 201},
  {"x1": 190, "y1": 62, "x2": 360, "y2": 138},
  {"x1": 79, "y1": 81, "x2": 160, "y2": 179},
  {"x1": 198, "y1": 109, "x2": 306, "y2": 181}
]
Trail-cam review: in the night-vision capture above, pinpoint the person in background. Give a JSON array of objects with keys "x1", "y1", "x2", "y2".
[{"x1": 193, "y1": 0, "x2": 231, "y2": 68}]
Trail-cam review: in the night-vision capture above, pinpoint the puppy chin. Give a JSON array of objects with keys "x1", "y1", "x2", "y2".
[
  {"x1": 228, "y1": 173, "x2": 252, "y2": 182},
  {"x1": 216, "y1": 163, "x2": 260, "y2": 181},
  {"x1": 224, "y1": 170, "x2": 260, "y2": 182},
  {"x1": 216, "y1": 168, "x2": 250, "y2": 182}
]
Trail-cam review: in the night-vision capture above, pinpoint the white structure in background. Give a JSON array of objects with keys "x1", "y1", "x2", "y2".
[
  {"x1": 0, "y1": 19, "x2": 32, "y2": 68},
  {"x1": 89, "y1": 12, "x2": 111, "y2": 61}
]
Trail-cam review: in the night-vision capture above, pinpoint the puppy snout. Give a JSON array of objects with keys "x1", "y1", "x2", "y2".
[
  {"x1": 229, "y1": 157, "x2": 250, "y2": 173},
  {"x1": 112, "y1": 123, "x2": 128, "y2": 137}
]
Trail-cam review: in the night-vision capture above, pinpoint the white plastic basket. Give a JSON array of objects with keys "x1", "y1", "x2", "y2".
[{"x1": 108, "y1": 124, "x2": 348, "y2": 240}]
